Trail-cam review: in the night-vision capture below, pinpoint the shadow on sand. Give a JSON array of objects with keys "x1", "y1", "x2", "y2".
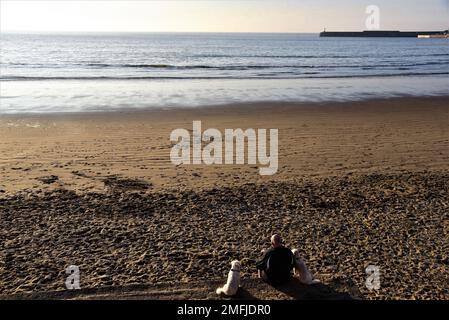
[
  {"x1": 273, "y1": 277, "x2": 355, "y2": 300},
  {"x1": 230, "y1": 277, "x2": 359, "y2": 300}
]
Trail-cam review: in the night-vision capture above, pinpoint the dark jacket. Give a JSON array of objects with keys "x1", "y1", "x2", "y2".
[{"x1": 256, "y1": 246, "x2": 295, "y2": 285}]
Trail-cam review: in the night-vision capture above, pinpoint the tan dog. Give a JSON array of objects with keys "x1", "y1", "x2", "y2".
[{"x1": 292, "y1": 249, "x2": 320, "y2": 285}]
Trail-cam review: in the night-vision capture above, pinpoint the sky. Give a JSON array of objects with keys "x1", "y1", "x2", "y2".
[{"x1": 0, "y1": 0, "x2": 448, "y2": 33}]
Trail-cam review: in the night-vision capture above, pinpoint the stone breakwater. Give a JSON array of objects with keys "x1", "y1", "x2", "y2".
[{"x1": 0, "y1": 171, "x2": 448, "y2": 299}]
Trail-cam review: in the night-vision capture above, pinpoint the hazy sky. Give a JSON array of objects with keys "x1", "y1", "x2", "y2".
[{"x1": 1, "y1": 0, "x2": 448, "y2": 33}]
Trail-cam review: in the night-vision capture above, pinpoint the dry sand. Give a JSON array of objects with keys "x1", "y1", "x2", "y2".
[{"x1": 0, "y1": 96, "x2": 448, "y2": 299}]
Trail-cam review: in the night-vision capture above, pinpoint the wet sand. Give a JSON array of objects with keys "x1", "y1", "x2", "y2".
[
  {"x1": 0, "y1": 96, "x2": 448, "y2": 299},
  {"x1": 0, "y1": 96, "x2": 448, "y2": 194}
]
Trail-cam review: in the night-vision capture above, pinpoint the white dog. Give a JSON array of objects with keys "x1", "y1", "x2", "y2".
[
  {"x1": 216, "y1": 260, "x2": 241, "y2": 296},
  {"x1": 292, "y1": 249, "x2": 320, "y2": 285}
]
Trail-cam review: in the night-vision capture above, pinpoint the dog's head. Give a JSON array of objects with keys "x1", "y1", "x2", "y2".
[
  {"x1": 291, "y1": 249, "x2": 301, "y2": 260},
  {"x1": 231, "y1": 260, "x2": 241, "y2": 272}
]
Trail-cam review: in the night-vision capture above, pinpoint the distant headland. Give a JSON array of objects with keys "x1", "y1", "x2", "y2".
[{"x1": 319, "y1": 30, "x2": 449, "y2": 38}]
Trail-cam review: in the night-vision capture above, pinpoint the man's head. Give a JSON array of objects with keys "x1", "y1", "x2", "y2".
[{"x1": 271, "y1": 234, "x2": 283, "y2": 248}]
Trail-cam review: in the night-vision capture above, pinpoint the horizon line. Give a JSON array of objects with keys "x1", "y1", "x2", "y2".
[
  {"x1": 2, "y1": 28, "x2": 448, "y2": 35},
  {"x1": 1, "y1": 30, "x2": 320, "y2": 35}
]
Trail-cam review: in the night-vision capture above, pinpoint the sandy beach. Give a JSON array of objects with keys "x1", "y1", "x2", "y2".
[
  {"x1": 1, "y1": 96, "x2": 448, "y2": 194},
  {"x1": 0, "y1": 96, "x2": 448, "y2": 299}
]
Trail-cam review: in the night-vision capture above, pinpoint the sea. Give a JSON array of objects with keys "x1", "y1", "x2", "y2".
[{"x1": 0, "y1": 32, "x2": 448, "y2": 114}]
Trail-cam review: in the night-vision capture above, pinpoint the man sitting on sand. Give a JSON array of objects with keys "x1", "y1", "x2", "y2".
[{"x1": 256, "y1": 234, "x2": 296, "y2": 286}]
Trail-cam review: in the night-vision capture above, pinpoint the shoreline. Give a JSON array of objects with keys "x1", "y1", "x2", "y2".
[
  {"x1": 2, "y1": 75, "x2": 448, "y2": 115},
  {"x1": 1, "y1": 95, "x2": 448, "y2": 118}
]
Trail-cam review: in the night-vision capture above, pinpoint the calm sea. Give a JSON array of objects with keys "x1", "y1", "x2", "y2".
[{"x1": 0, "y1": 32, "x2": 448, "y2": 113}]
